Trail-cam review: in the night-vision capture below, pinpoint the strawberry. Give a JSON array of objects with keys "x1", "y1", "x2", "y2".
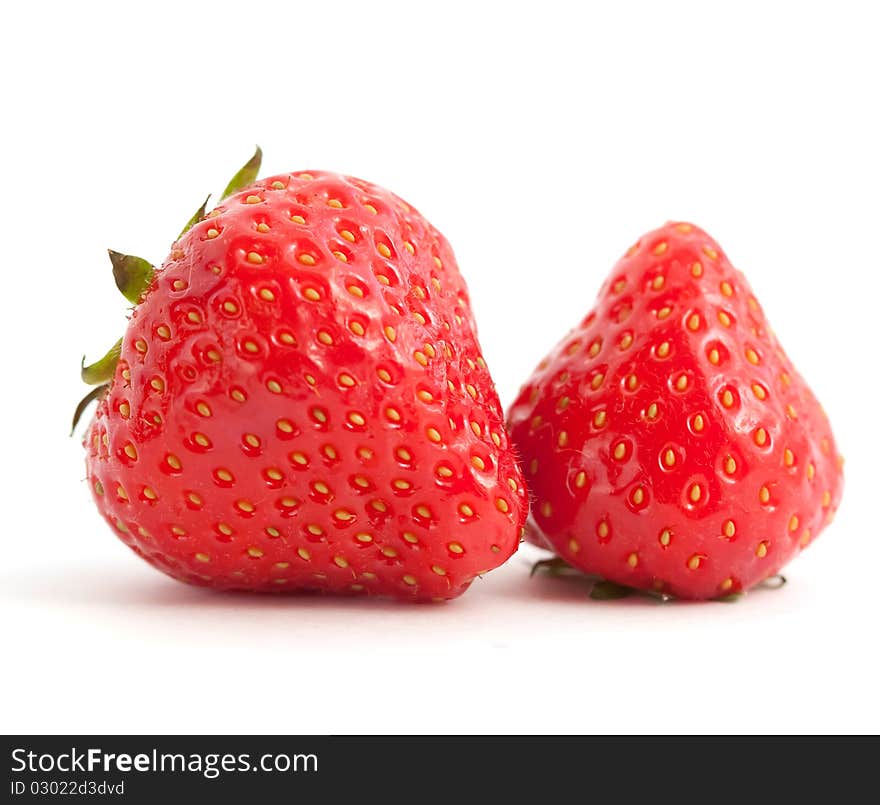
[
  {"x1": 77, "y1": 149, "x2": 526, "y2": 600},
  {"x1": 508, "y1": 222, "x2": 843, "y2": 600}
]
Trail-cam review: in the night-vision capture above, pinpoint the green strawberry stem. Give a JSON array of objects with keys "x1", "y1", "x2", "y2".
[
  {"x1": 221, "y1": 145, "x2": 262, "y2": 199},
  {"x1": 179, "y1": 195, "x2": 211, "y2": 238},
  {"x1": 73, "y1": 147, "x2": 263, "y2": 436},
  {"x1": 108, "y1": 250, "x2": 155, "y2": 304},
  {"x1": 590, "y1": 580, "x2": 635, "y2": 600},
  {"x1": 71, "y1": 384, "x2": 109, "y2": 435},
  {"x1": 81, "y1": 338, "x2": 122, "y2": 385}
]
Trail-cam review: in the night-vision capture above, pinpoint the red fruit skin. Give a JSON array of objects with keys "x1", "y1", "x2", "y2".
[
  {"x1": 85, "y1": 171, "x2": 526, "y2": 600},
  {"x1": 508, "y1": 222, "x2": 843, "y2": 600}
]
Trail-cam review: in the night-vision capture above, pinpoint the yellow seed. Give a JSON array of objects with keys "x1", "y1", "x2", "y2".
[
  {"x1": 657, "y1": 306, "x2": 672, "y2": 320},
  {"x1": 687, "y1": 554, "x2": 703, "y2": 570},
  {"x1": 156, "y1": 325, "x2": 171, "y2": 340},
  {"x1": 327, "y1": 198, "x2": 343, "y2": 209},
  {"x1": 745, "y1": 348, "x2": 760, "y2": 365},
  {"x1": 471, "y1": 456, "x2": 486, "y2": 471},
  {"x1": 756, "y1": 541, "x2": 768, "y2": 558},
  {"x1": 656, "y1": 341, "x2": 670, "y2": 359},
  {"x1": 619, "y1": 333, "x2": 633, "y2": 350},
  {"x1": 557, "y1": 431, "x2": 569, "y2": 447},
  {"x1": 659, "y1": 528, "x2": 672, "y2": 547},
  {"x1": 166, "y1": 454, "x2": 181, "y2": 470},
  {"x1": 591, "y1": 373, "x2": 605, "y2": 390},
  {"x1": 626, "y1": 374, "x2": 638, "y2": 391},
  {"x1": 689, "y1": 483, "x2": 702, "y2": 503},
  {"x1": 142, "y1": 487, "x2": 157, "y2": 500},
  {"x1": 687, "y1": 313, "x2": 701, "y2": 331},
  {"x1": 631, "y1": 487, "x2": 646, "y2": 506},
  {"x1": 377, "y1": 243, "x2": 392, "y2": 258},
  {"x1": 721, "y1": 390, "x2": 735, "y2": 408},
  {"x1": 613, "y1": 278, "x2": 627, "y2": 293},
  {"x1": 425, "y1": 427, "x2": 442, "y2": 443},
  {"x1": 297, "y1": 547, "x2": 311, "y2": 561},
  {"x1": 723, "y1": 519, "x2": 736, "y2": 539},
  {"x1": 664, "y1": 449, "x2": 676, "y2": 468},
  {"x1": 431, "y1": 565, "x2": 447, "y2": 576},
  {"x1": 298, "y1": 253, "x2": 317, "y2": 266},
  {"x1": 217, "y1": 522, "x2": 233, "y2": 536},
  {"x1": 317, "y1": 331, "x2": 333, "y2": 346},
  {"x1": 675, "y1": 374, "x2": 689, "y2": 391},
  {"x1": 384, "y1": 325, "x2": 396, "y2": 342},
  {"x1": 304, "y1": 287, "x2": 321, "y2": 302},
  {"x1": 403, "y1": 575, "x2": 417, "y2": 586},
  {"x1": 459, "y1": 503, "x2": 474, "y2": 517},
  {"x1": 646, "y1": 402, "x2": 659, "y2": 420},
  {"x1": 822, "y1": 490, "x2": 832, "y2": 507},
  {"x1": 704, "y1": 246, "x2": 719, "y2": 260},
  {"x1": 593, "y1": 411, "x2": 607, "y2": 428},
  {"x1": 266, "y1": 380, "x2": 282, "y2": 394},
  {"x1": 246, "y1": 251, "x2": 264, "y2": 264},
  {"x1": 789, "y1": 515, "x2": 799, "y2": 532},
  {"x1": 356, "y1": 533, "x2": 374, "y2": 544},
  {"x1": 807, "y1": 462, "x2": 816, "y2": 481},
  {"x1": 724, "y1": 456, "x2": 737, "y2": 475},
  {"x1": 691, "y1": 261, "x2": 704, "y2": 277},
  {"x1": 627, "y1": 552, "x2": 638, "y2": 568},
  {"x1": 786, "y1": 404, "x2": 798, "y2": 420},
  {"x1": 363, "y1": 203, "x2": 378, "y2": 215},
  {"x1": 718, "y1": 310, "x2": 732, "y2": 327},
  {"x1": 540, "y1": 501, "x2": 553, "y2": 518},
  {"x1": 692, "y1": 414, "x2": 705, "y2": 433},
  {"x1": 416, "y1": 505, "x2": 432, "y2": 519},
  {"x1": 123, "y1": 443, "x2": 137, "y2": 460},
  {"x1": 247, "y1": 547, "x2": 264, "y2": 559},
  {"x1": 574, "y1": 471, "x2": 587, "y2": 488},
  {"x1": 708, "y1": 348, "x2": 720, "y2": 365},
  {"x1": 334, "y1": 556, "x2": 349, "y2": 568},
  {"x1": 652, "y1": 242, "x2": 668, "y2": 256},
  {"x1": 195, "y1": 553, "x2": 211, "y2": 563},
  {"x1": 495, "y1": 498, "x2": 510, "y2": 513},
  {"x1": 291, "y1": 214, "x2": 306, "y2": 224},
  {"x1": 759, "y1": 486, "x2": 771, "y2": 504},
  {"x1": 613, "y1": 442, "x2": 627, "y2": 461},
  {"x1": 568, "y1": 538, "x2": 580, "y2": 554},
  {"x1": 206, "y1": 228, "x2": 220, "y2": 239},
  {"x1": 720, "y1": 280, "x2": 734, "y2": 297}
]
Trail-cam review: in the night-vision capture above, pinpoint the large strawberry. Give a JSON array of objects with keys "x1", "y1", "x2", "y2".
[
  {"x1": 76, "y1": 149, "x2": 526, "y2": 600},
  {"x1": 508, "y1": 222, "x2": 842, "y2": 600}
]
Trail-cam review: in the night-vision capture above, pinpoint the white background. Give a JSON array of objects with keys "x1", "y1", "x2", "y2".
[{"x1": 2, "y1": 1, "x2": 878, "y2": 734}]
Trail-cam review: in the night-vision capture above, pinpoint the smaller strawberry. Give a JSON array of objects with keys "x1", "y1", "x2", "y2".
[{"x1": 508, "y1": 222, "x2": 843, "y2": 600}]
